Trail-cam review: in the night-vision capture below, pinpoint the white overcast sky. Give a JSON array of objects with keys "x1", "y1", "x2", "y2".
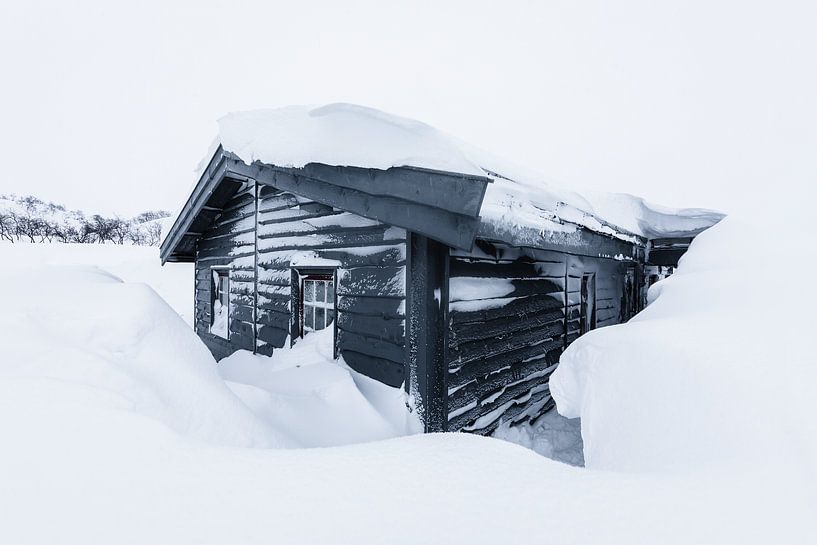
[{"x1": 0, "y1": 0, "x2": 814, "y2": 217}]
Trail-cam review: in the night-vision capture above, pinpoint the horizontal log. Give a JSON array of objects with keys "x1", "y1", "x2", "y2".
[
  {"x1": 448, "y1": 350, "x2": 557, "y2": 415},
  {"x1": 230, "y1": 293, "x2": 254, "y2": 307},
  {"x1": 258, "y1": 184, "x2": 281, "y2": 199},
  {"x1": 255, "y1": 343, "x2": 275, "y2": 357},
  {"x1": 337, "y1": 266, "x2": 405, "y2": 298},
  {"x1": 258, "y1": 192, "x2": 298, "y2": 212},
  {"x1": 258, "y1": 292, "x2": 290, "y2": 313},
  {"x1": 448, "y1": 337, "x2": 563, "y2": 388},
  {"x1": 450, "y1": 318, "x2": 565, "y2": 366},
  {"x1": 336, "y1": 312, "x2": 404, "y2": 345},
  {"x1": 449, "y1": 258, "x2": 565, "y2": 279},
  {"x1": 197, "y1": 243, "x2": 254, "y2": 261},
  {"x1": 451, "y1": 379, "x2": 551, "y2": 432},
  {"x1": 449, "y1": 292, "x2": 564, "y2": 325},
  {"x1": 258, "y1": 207, "x2": 317, "y2": 225},
  {"x1": 256, "y1": 309, "x2": 290, "y2": 330},
  {"x1": 229, "y1": 281, "x2": 254, "y2": 297},
  {"x1": 257, "y1": 245, "x2": 405, "y2": 269},
  {"x1": 213, "y1": 208, "x2": 254, "y2": 229},
  {"x1": 451, "y1": 306, "x2": 564, "y2": 345},
  {"x1": 257, "y1": 226, "x2": 404, "y2": 254},
  {"x1": 341, "y1": 350, "x2": 405, "y2": 388},
  {"x1": 203, "y1": 214, "x2": 255, "y2": 240},
  {"x1": 220, "y1": 191, "x2": 255, "y2": 213},
  {"x1": 337, "y1": 295, "x2": 404, "y2": 318},
  {"x1": 257, "y1": 324, "x2": 289, "y2": 348},
  {"x1": 459, "y1": 277, "x2": 564, "y2": 300},
  {"x1": 230, "y1": 303, "x2": 254, "y2": 323},
  {"x1": 337, "y1": 329, "x2": 405, "y2": 364}
]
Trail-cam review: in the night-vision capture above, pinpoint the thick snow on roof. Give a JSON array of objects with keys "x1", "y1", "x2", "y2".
[
  {"x1": 216, "y1": 103, "x2": 487, "y2": 177},
  {"x1": 211, "y1": 103, "x2": 723, "y2": 242}
]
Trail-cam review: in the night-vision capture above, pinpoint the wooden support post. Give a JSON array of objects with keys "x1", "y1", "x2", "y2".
[
  {"x1": 406, "y1": 232, "x2": 449, "y2": 432},
  {"x1": 252, "y1": 179, "x2": 259, "y2": 354}
]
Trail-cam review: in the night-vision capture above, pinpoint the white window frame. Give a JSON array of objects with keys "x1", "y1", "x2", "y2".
[{"x1": 300, "y1": 273, "x2": 335, "y2": 335}]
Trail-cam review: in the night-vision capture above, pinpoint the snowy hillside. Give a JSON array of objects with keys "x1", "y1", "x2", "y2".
[
  {"x1": 1, "y1": 209, "x2": 814, "y2": 544},
  {"x1": 0, "y1": 194, "x2": 170, "y2": 245}
]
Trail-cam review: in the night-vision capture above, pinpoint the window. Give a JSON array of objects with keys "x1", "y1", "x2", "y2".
[
  {"x1": 580, "y1": 273, "x2": 597, "y2": 335},
  {"x1": 298, "y1": 271, "x2": 335, "y2": 337},
  {"x1": 210, "y1": 268, "x2": 230, "y2": 339}
]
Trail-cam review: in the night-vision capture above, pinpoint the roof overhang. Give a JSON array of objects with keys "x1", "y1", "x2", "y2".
[{"x1": 160, "y1": 146, "x2": 493, "y2": 263}]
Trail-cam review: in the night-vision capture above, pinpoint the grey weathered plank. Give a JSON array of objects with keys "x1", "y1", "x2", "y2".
[
  {"x1": 336, "y1": 295, "x2": 404, "y2": 318},
  {"x1": 341, "y1": 350, "x2": 405, "y2": 388}
]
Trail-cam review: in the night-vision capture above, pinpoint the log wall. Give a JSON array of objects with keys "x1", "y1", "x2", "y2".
[
  {"x1": 193, "y1": 181, "x2": 408, "y2": 386},
  {"x1": 446, "y1": 240, "x2": 638, "y2": 434}
]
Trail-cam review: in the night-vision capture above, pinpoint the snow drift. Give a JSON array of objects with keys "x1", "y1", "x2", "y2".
[
  {"x1": 551, "y1": 211, "x2": 817, "y2": 473},
  {"x1": 2, "y1": 218, "x2": 816, "y2": 543},
  {"x1": 0, "y1": 261, "x2": 287, "y2": 448}
]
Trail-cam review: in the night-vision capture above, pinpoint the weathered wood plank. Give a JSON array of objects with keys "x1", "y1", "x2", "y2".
[
  {"x1": 451, "y1": 306, "x2": 564, "y2": 345},
  {"x1": 341, "y1": 350, "x2": 405, "y2": 388},
  {"x1": 448, "y1": 337, "x2": 563, "y2": 388},
  {"x1": 336, "y1": 295, "x2": 404, "y2": 318},
  {"x1": 450, "y1": 292, "x2": 564, "y2": 325},
  {"x1": 451, "y1": 380, "x2": 551, "y2": 432},
  {"x1": 450, "y1": 317, "x2": 565, "y2": 366},
  {"x1": 256, "y1": 227, "x2": 404, "y2": 253},
  {"x1": 336, "y1": 313, "x2": 404, "y2": 345},
  {"x1": 337, "y1": 329, "x2": 405, "y2": 364},
  {"x1": 448, "y1": 350, "x2": 557, "y2": 415},
  {"x1": 257, "y1": 324, "x2": 289, "y2": 348},
  {"x1": 449, "y1": 258, "x2": 565, "y2": 279},
  {"x1": 337, "y1": 266, "x2": 405, "y2": 298},
  {"x1": 227, "y1": 160, "x2": 485, "y2": 251}
]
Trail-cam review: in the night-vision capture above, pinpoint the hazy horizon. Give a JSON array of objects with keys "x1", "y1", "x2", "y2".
[{"x1": 2, "y1": 0, "x2": 814, "y2": 217}]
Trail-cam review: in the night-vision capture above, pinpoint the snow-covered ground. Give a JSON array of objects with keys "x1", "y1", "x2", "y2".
[
  {"x1": 1, "y1": 207, "x2": 815, "y2": 545},
  {"x1": 0, "y1": 242, "x2": 194, "y2": 324}
]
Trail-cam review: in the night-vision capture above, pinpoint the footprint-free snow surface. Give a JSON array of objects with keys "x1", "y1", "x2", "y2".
[{"x1": 0, "y1": 220, "x2": 815, "y2": 545}]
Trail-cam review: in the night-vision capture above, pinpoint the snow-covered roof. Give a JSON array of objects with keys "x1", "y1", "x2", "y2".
[{"x1": 207, "y1": 103, "x2": 723, "y2": 245}]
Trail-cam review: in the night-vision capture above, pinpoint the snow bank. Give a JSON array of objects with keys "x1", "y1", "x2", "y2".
[
  {"x1": 551, "y1": 212, "x2": 817, "y2": 472},
  {"x1": 0, "y1": 262, "x2": 288, "y2": 448},
  {"x1": 547, "y1": 210, "x2": 817, "y2": 545},
  {"x1": 219, "y1": 328, "x2": 420, "y2": 447},
  {"x1": 2, "y1": 224, "x2": 815, "y2": 543},
  {"x1": 493, "y1": 410, "x2": 584, "y2": 466},
  {"x1": 0, "y1": 242, "x2": 193, "y2": 324},
  {"x1": 207, "y1": 104, "x2": 723, "y2": 245}
]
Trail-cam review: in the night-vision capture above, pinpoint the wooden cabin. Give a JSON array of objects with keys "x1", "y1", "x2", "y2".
[{"x1": 160, "y1": 106, "x2": 720, "y2": 434}]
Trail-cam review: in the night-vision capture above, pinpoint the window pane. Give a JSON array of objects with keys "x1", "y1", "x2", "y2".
[
  {"x1": 304, "y1": 305, "x2": 314, "y2": 331},
  {"x1": 315, "y1": 307, "x2": 326, "y2": 330},
  {"x1": 326, "y1": 309, "x2": 335, "y2": 326},
  {"x1": 304, "y1": 280, "x2": 314, "y2": 303},
  {"x1": 327, "y1": 280, "x2": 335, "y2": 302},
  {"x1": 220, "y1": 276, "x2": 229, "y2": 307},
  {"x1": 316, "y1": 281, "x2": 325, "y2": 303}
]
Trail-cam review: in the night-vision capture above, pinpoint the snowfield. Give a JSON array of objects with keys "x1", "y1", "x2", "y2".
[{"x1": 1, "y1": 208, "x2": 816, "y2": 545}]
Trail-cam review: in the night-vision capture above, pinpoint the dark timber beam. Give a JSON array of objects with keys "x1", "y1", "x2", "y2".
[
  {"x1": 162, "y1": 147, "x2": 492, "y2": 262},
  {"x1": 225, "y1": 158, "x2": 488, "y2": 251},
  {"x1": 294, "y1": 163, "x2": 490, "y2": 218},
  {"x1": 406, "y1": 232, "x2": 449, "y2": 432}
]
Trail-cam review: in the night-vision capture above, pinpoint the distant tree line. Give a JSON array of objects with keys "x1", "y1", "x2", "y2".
[{"x1": 0, "y1": 194, "x2": 171, "y2": 246}]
